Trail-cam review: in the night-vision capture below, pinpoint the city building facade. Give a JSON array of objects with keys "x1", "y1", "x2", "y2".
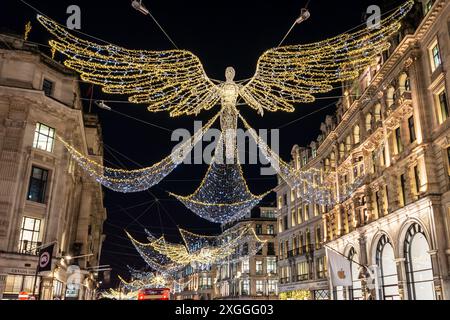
[
  {"x1": 276, "y1": 0, "x2": 450, "y2": 300},
  {"x1": 0, "y1": 33, "x2": 107, "y2": 300},
  {"x1": 214, "y1": 207, "x2": 279, "y2": 300},
  {"x1": 173, "y1": 265, "x2": 216, "y2": 300}
]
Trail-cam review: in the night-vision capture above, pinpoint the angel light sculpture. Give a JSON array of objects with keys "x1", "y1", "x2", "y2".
[{"x1": 36, "y1": 0, "x2": 414, "y2": 199}]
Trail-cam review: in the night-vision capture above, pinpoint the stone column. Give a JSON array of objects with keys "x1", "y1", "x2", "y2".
[
  {"x1": 395, "y1": 258, "x2": 407, "y2": 300},
  {"x1": 428, "y1": 250, "x2": 443, "y2": 300}
]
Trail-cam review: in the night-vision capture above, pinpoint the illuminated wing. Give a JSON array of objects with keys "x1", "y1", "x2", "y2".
[
  {"x1": 37, "y1": 15, "x2": 220, "y2": 117},
  {"x1": 240, "y1": 0, "x2": 414, "y2": 113}
]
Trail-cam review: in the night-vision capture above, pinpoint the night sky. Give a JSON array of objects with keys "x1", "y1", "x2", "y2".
[{"x1": 1, "y1": 0, "x2": 406, "y2": 288}]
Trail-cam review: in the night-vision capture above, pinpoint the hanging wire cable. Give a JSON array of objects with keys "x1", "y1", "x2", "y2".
[
  {"x1": 277, "y1": 0, "x2": 312, "y2": 47},
  {"x1": 146, "y1": 11, "x2": 179, "y2": 49},
  {"x1": 277, "y1": 101, "x2": 336, "y2": 130}
]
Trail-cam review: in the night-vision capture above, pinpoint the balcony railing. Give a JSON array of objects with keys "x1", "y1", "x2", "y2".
[
  {"x1": 286, "y1": 245, "x2": 315, "y2": 259},
  {"x1": 18, "y1": 240, "x2": 42, "y2": 255},
  {"x1": 297, "y1": 274, "x2": 310, "y2": 282},
  {"x1": 280, "y1": 277, "x2": 290, "y2": 284}
]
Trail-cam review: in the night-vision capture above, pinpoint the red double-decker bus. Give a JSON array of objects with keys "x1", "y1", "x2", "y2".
[{"x1": 137, "y1": 288, "x2": 170, "y2": 301}]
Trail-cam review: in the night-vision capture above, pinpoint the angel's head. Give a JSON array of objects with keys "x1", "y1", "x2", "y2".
[{"x1": 225, "y1": 66, "x2": 236, "y2": 82}]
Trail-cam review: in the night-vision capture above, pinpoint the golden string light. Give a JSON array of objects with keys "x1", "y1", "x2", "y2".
[
  {"x1": 170, "y1": 134, "x2": 271, "y2": 224},
  {"x1": 37, "y1": 1, "x2": 413, "y2": 117},
  {"x1": 127, "y1": 224, "x2": 266, "y2": 267},
  {"x1": 58, "y1": 112, "x2": 220, "y2": 193}
]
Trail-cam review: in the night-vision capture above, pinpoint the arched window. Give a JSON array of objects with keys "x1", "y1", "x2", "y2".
[
  {"x1": 399, "y1": 73, "x2": 411, "y2": 94},
  {"x1": 348, "y1": 248, "x2": 363, "y2": 300},
  {"x1": 386, "y1": 87, "x2": 395, "y2": 108},
  {"x1": 366, "y1": 113, "x2": 373, "y2": 132},
  {"x1": 404, "y1": 224, "x2": 435, "y2": 300},
  {"x1": 374, "y1": 104, "x2": 382, "y2": 122},
  {"x1": 330, "y1": 152, "x2": 336, "y2": 168},
  {"x1": 324, "y1": 158, "x2": 330, "y2": 172},
  {"x1": 353, "y1": 125, "x2": 361, "y2": 145},
  {"x1": 345, "y1": 136, "x2": 352, "y2": 152},
  {"x1": 376, "y1": 235, "x2": 400, "y2": 300},
  {"x1": 339, "y1": 143, "x2": 345, "y2": 159}
]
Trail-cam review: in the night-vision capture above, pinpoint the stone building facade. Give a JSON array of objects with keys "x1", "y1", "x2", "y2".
[
  {"x1": 0, "y1": 33, "x2": 106, "y2": 300},
  {"x1": 275, "y1": 0, "x2": 450, "y2": 300},
  {"x1": 214, "y1": 207, "x2": 279, "y2": 300}
]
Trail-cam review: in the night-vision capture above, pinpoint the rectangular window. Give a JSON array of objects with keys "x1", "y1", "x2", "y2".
[
  {"x1": 400, "y1": 174, "x2": 407, "y2": 207},
  {"x1": 33, "y1": 123, "x2": 55, "y2": 153},
  {"x1": 256, "y1": 281, "x2": 264, "y2": 295},
  {"x1": 291, "y1": 209, "x2": 296, "y2": 227},
  {"x1": 256, "y1": 224, "x2": 262, "y2": 235},
  {"x1": 395, "y1": 127, "x2": 403, "y2": 154},
  {"x1": 430, "y1": 42, "x2": 442, "y2": 72},
  {"x1": 267, "y1": 225, "x2": 275, "y2": 235},
  {"x1": 267, "y1": 280, "x2": 277, "y2": 295},
  {"x1": 438, "y1": 91, "x2": 449, "y2": 124},
  {"x1": 408, "y1": 116, "x2": 416, "y2": 143},
  {"x1": 242, "y1": 280, "x2": 250, "y2": 296},
  {"x1": 316, "y1": 257, "x2": 327, "y2": 279},
  {"x1": 267, "y1": 257, "x2": 277, "y2": 274},
  {"x1": 256, "y1": 260, "x2": 264, "y2": 275},
  {"x1": 414, "y1": 166, "x2": 421, "y2": 196},
  {"x1": 267, "y1": 242, "x2": 275, "y2": 256},
  {"x1": 297, "y1": 262, "x2": 309, "y2": 281},
  {"x1": 4, "y1": 275, "x2": 40, "y2": 294},
  {"x1": 278, "y1": 196, "x2": 283, "y2": 209},
  {"x1": 18, "y1": 217, "x2": 42, "y2": 255},
  {"x1": 42, "y1": 79, "x2": 54, "y2": 97},
  {"x1": 304, "y1": 205, "x2": 309, "y2": 222},
  {"x1": 242, "y1": 258, "x2": 250, "y2": 274},
  {"x1": 315, "y1": 227, "x2": 322, "y2": 250},
  {"x1": 27, "y1": 167, "x2": 49, "y2": 203},
  {"x1": 283, "y1": 216, "x2": 288, "y2": 231},
  {"x1": 297, "y1": 207, "x2": 303, "y2": 225}
]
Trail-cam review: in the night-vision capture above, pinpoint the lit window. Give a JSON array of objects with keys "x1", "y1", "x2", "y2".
[
  {"x1": 42, "y1": 79, "x2": 54, "y2": 97},
  {"x1": 27, "y1": 167, "x2": 49, "y2": 203},
  {"x1": 353, "y1": 125, "x2": 360, "y2": 145},
  {"x1": 291, "y1": 209, "x2": 296, "y2": 227},
  {"x1": 267, "y1": 257, "x2": 277, "y2": 274},
  {"x1": 297, "y1": 207, "x2": 303, "y2": 225},
  {"x1": 374, "y1": 104, "x2": 382, "y2": 122},
  {"x1": 256, "y1": 281, "x2": 264, "y2": 295},
  {"x1": 430, "y1": 42, "x2": 442, "y2": 72},
  {"x1": 33, "y1": 123, "x2": 55, "y2": 152},
  {"x1": 242, "y1": 280, "x2": 249, "y2": 295},
  {"x1": 4, "y1": 275, "x2": 40, "y2": 294},
  {"x1": 366, "y1": 113, "x2": 373, "y2": 132},
  {"x1": 297, "y1": 262, "x2": 309, "y2": 281},
  {"x1": 18, "y1": 217, "x2": 42, "y2": 254},
  {"x1": 345, "y1": 136, "x2": 352, "y2": 152},
  {"x1": 256, "y1": 260, "x2": 263, "y2": 275},
  {"x1": 267, "y1": 225, "x2": 275, "y2": 235},
  {"x1": 242, "y1": 258, "x2": 250, "y2": 274}
]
